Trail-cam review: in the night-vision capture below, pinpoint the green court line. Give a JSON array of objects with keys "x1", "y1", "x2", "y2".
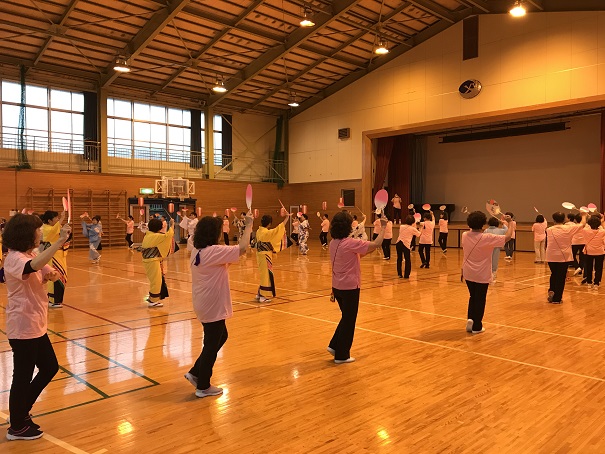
[
  {"x1": 58, "y1": 365, "x2": 110, "y2": 399},
  {"x1": 48, "y1": 329, "x2": 160, "y2": 386}
]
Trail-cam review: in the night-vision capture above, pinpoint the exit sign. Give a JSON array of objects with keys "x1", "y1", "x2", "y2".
[{"x1": 139, "y1": 188, "x2": 154, "y2": 195}]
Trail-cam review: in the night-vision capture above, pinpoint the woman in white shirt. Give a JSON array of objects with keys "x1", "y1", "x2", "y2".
[
  {"x1": 438, "y1": 212, "x2": 448, "y2": 254},
  {"x1": 418, "y1": 211, "x2": 435, "y2": 269},
  {"x1": 319, "y1": 214, "x2": 330, "y2": 249},
  {"x1": 581, "y1": 215, "x2": 605, "y2": 289}
]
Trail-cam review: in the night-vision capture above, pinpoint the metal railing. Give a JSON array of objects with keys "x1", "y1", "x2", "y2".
[
  {"x1": 0, "y1": 132, "x2": 99, "y2": 172},
  {"x1": 0, "y1": 132, "x2": 287, "y2": 182}
]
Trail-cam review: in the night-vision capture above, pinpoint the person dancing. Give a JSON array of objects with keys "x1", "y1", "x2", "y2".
[
  {"x1": 3, "y1": 214, "x2": 71, "y2": 440},
  {"x1": 396, "y1": 215, "x2": 421, "y2": 279},
  {"x1": 184, "y1": 214, "x2": 253, "y2": 398},
  {"x1": 327, "y1": 211, "x2": 385, "y2": 364},
  {"x1": 255, "y1": 212, "x2": 291, "y2": 303},
  {"x1": 546, "y1": 211, "x2": 587, "y2": 303},
  {"x1": 141, "y1": 217, "x2": 174, "y2": 308},
  {"x1": 117, "y1": 214, "x2": 135, "y2": 249},
  {"x1": 40, "y1": 210, "x2": 69, "y2": 308}
]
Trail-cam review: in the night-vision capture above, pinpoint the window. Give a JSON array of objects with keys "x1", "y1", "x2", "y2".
[
  {"x1": 107, "y1": 98, "x2": 191, "y2": 162},
  {"x1": 0, "y1": 80, "x2": 84, "y2": 153},
  {"x1": 213, "y1": 114, "x2": 232, "y2": 168}
]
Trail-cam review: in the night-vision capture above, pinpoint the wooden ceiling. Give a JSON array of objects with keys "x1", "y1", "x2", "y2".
[{"x1": 1, "y1": 0, "x2": 603, "y2": 117}]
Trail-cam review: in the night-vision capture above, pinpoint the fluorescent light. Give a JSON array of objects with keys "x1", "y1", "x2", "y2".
[{"x1": 509, "y1": 1, "x2": 526, "y2": 17}]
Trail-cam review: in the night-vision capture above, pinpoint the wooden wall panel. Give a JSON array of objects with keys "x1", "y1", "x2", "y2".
[{"x1": 0, "y1": 168, "x2": 363, "y2": 245}]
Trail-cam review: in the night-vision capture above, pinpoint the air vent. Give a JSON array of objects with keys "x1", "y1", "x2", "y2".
[{"x1": 338, "y1": 128, "x2": 350, "y2": 140}]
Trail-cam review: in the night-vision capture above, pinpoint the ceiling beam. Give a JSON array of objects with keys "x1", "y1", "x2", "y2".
[
  {"x1": 526, "y1": 0, "x2": 544, "y2": 11},
  {"x1": 290, "y1": 11, "x2": 473, "y2": 118},
  {"x1": 208, "y1": 0, "x2": 364, "y2": 108},
  {"x1": 159, "y1": 0, "x2": 264, "y2": 92},
  {"x1": 408, "y1": 0, "x2": 456, "y2": 23},
  {"x1": 457, "y1": 0, "x2": 490, "y2": 13},
  {"x1": 483, "y1": 0, "x2": 604, "y2": 13},
  {"x1": 29, "y1": 0, "x2": 81, "y2": 71},
  {"x1": 248, "y1": 2, "x2": 414, "y2": 111},
  {"x1": 100, "y1": 0, "x2": 191, "y2": 88}
]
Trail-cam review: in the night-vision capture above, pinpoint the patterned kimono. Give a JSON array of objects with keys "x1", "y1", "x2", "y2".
[
  {"x1": 255, "y1": 223, "x2": 286, "y2": 298},
  {"x1": 298, "y1": 219, "x2": 310, "y2": 255},
  {"x1": 141, "y1": 227, "x2": 174, "y2": 303},
  {"x1": 41, "y1": 222, "x2": 69, "y2": 305},
  {"x1": 350, "y1": 222, "x2": 368, "y2": 241}
]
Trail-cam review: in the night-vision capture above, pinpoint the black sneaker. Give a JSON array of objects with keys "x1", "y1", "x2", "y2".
[
  {"x1": 6, "y1": 425, "x2": 43, "y2": 441},
  {"x1": 7, "y1": 414, "x2": 39, "y2": 430}
]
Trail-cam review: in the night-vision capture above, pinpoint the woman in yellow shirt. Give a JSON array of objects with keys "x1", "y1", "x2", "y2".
[{"x1": 40, "y1": 210, "x2": 69, "y2": 308}]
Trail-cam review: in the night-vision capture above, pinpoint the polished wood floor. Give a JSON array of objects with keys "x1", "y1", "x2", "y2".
[{"x1": 1, "y1": 241, "x2": 605, "y2": 453}]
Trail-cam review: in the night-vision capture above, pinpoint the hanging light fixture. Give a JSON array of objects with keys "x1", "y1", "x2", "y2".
[
  {"x1": 509, "y1": 1, "x2": 526, "y2": 17},
  {"x1": 300, "y1": 6, "x2": 315, "y2": 27},
  {"x1": 113, "y1": 56, "x2": 130, "y2": 72},
  {"x1": 288, "y1": 93, "x2": 299, "y2": 107},
  {"x1": 374, "y1": 38, "x2": 389, "y2": 55},
  {"x1": 212, "y1": 76, "x2": 227, "y2": 93}
]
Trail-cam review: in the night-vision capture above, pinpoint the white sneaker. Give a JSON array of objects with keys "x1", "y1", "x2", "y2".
[
  {"x1": 326, "y1": 347, "x2": 335, "y2": 356},
  {"x1": 195, "y1": 385, "x2": 223, "y2": 398},
  {"x1": 334, "y1": 357, "x2": 355, "y2": 364},
  {"x1": 466, "y1": 319, "x2": 473, "y2": 333},
  {"x1": 471, "y1": 328, "x2": 486, "y2": 334},
  {"x1": 148, "y1": 300, "x2": 164, "y2": 308},
  {"x1": 254, "y1": 294, "x2": 260, "y2": 301},
  {"x1": 258, "y1": 296, "x2": 271, "y2": 303},
  {"x1": 574, "y1": 267, "x2": 582, "y2": 276}
]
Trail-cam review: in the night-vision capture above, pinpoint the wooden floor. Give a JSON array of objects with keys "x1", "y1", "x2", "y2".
[{"x1": 1, "y1": 241, "x2": 605, "y2": 453}]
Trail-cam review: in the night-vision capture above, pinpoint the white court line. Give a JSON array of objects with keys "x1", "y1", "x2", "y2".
[
  {"x1": 237, "y1": 302, "x2": 605, "y2": 384},
  {"x1": 0, "y1": 411, "x2": 101, "y2": 454},
  {"x1": 83, "y1": 261, "x2": 605, "y2": 346}
]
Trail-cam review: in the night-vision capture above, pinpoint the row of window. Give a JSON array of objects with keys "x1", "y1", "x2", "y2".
[{"x1": 0, "y1": 80, "x2": 228, "y2": 166}]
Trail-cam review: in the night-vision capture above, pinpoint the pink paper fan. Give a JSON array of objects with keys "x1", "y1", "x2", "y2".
[
  {"x1": 62, "y1": 197, "x2": 68, "y2": 212},
  {"x1": 413, "y1": 213, "x2": 421, "y2": 222},
  {"x1": 422, "y1": 203, "x2": 431, "y2": 211},
  {"x1": 245, "y1": 184, "x2": 253, "y2": 210},
  {"x1": 231, "y1": 207, "x2": 237, "y2": 212},
  {"x1": 374, "y1": 189, "x2": 388, "y2": 210},
  {"x1": 588, "y1": 203, "x2": 597, "y2": 212}
]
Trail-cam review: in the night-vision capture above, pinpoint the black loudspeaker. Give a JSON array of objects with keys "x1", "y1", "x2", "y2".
[{"x1": 338, "y1": 128, "x2": 350, "y2": 140}]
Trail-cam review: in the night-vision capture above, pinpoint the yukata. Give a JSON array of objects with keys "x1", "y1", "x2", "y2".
[
  {"x1": 141, "y1": 227, "x2": 174, "y2": 304},
  {"x1": 298, "y1": 220, "x2": 310, "y2": 255},
  {"x1": 255, "y1": 223, "x2": 287, "y2": 298},
  {"x1": 41, "y1": 222, "x2": 69, "y2": 305},
  {"x1": 81, "y1": 221, "x2": 102, "y2": 261}
]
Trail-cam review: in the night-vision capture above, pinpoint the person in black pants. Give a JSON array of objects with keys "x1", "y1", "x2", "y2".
[
  {"x1": 395, "y1": 216, "x2": 421, "y2": 278},
  {"x1": 546, "y1": 211, "x2": 587, "y2": 303},
  {"x1": 570, "y1": 213, "x2": 586, "y2": 275},
  {"x1": 438, "y1": 212, "x2": 448, "y2": 253},
  {"x1": 418, "y1": 211, "x2": 435, "y2": 268},
  {"x1": 581, "y1": 215, "x2": 605, "y2": 288},
  {"x1": 328, "y1": 212, "x2": 385, "y2": 363},
  {"x1": 3, "y1": 214, "x2": 71, "y2": 440}
]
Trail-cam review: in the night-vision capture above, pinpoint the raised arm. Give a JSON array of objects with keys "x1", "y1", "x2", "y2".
[
  {"x1": 31, "y1": 225, "x2": 71, "y2": 270},
  {"x1": 239, "y1": 215, "x2": 253, "y2": 256},
  {"x1": 367, "y1": 218, "x2": 387, "y2": 252}
]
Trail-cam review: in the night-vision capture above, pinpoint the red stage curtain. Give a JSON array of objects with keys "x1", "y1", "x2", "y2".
[{"x1": 374, "y1": 136, "x2": 395, "y2": 195}]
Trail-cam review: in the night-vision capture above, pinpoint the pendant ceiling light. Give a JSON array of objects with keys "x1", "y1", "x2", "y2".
[
  {"x1": 113, "y1": 56, "x2": 130, "y2": 72},
  {"x1": 509, "y1": 1, "x2": 526, "y2": 17},
  {"x1": 300, "y1": 6, "x2": 315, "y2": 27},
  {"x1": 212, "y1": 76, "x2": 227, "y2": 93}
]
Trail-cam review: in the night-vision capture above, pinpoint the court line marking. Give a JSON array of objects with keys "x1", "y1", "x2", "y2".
[
  {"x1": 239, "y1": 302, "x2": 605, "y2": 383},
  {"x1": 70, "y1": 261, "x2": 605, "y2": 347},
  {"x1": 0, "y1": 410, "x2": 101, "y2": 454}
]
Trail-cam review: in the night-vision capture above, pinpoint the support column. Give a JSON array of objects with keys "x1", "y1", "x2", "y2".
[
  {"x1": 205, "y1": 106, "x2": 214, "y2": 179},
  {"x1": 98, "y1": 87, "x2": 108, "y2": 174}
]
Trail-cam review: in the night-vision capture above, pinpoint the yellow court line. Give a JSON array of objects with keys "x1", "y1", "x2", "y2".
[
  {"x1": 237, "y1": 302, "x2": 605, "y2": 384},
  {"x1": 0, "y1": 411, "x2": 100, "y2": 454}
]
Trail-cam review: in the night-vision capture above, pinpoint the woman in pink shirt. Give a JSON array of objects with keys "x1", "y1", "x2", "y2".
[
  {"x1": 372, "y1": 215, "x2": 381, "y2": 240},
  {"x1": 320, "y1": 214, "x2": 330, "y2": 249},
  {"x1": 328, "y1": 211, "x2": 386, "y2": 363},
  {"x1": 503, "y1": 212, "x2": 517, "y2": 260},
  {"x1": 531, "y1": 214, "x2": 548, "y2": 263},
  {"x1": 222, "y1": 215, "x2": 230, "y2": 245},
  {"x1": 3, "y1": 214, "x2": 71, "y2": 440},
  {"x1": 462, "y1": 211, "x2": 513, "y2": 334},
  {"x1": 381, "y1": 217, "x2": 393, "y2": 260},
  {"x1": 419, "y1": 211, "x2": 435, "y2": 268},
  {"x1": 185, "y1": 214, "x2": 252, "y2": 398},
  {"x1": 546, "y1": 211, "x2": 587, "y2": 303},
  {"x1": 581, "y1": 215, "x2": 605, "y2": 289},
  {"x1": 396, "y1": 215, "x2": 421, "y2": 278}
]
